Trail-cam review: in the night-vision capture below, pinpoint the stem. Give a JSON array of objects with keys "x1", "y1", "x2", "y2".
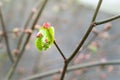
[
  {"x1": 16, "y1": 0, "x2": 43, "y2": 50},
  {"x1": 68, "y1": 0, "x2": 103, "y2": 62},
  {"x1": 16, "y1": 10, "x2": 35, "y2": 50},
  {"x1": 0, "y1": 5, "x2": 14, "y2": 63},
  {"x1": 6, "y1": 0, "x2": 48, "y2": 79},
  {"x1": 95, "y1": 14, "x2": 120, "y2": 25},
  {"x1": 54, "y1": 41, "x2": 66, "y2": 60},
  {"x1": 59, "y1": 0, "x2": 103, "y2": 80},
  {"x1": 60, "y1": 62, "x2": 68, "y2": 80},
  {"x1": 23, "y1": 60, "x2": 120, "y2": 80},
  {"x1": 0, "y1": 35, "x2": 3, "y2": 42}
]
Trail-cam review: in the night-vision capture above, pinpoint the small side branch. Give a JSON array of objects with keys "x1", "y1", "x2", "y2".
[
  {"x1": 59, "y1": 0, "x2": 103, "y2": 80},
  {"x1": 0, "y1": 4, "x2": 14, "y2": 63},
  {"x1": 68, "y1": 0, "x2": 103, "y2": 63},
  {"x1": 95, "y1": 14, "x2": 120, "y2": 25},
  {"x1": 54, "y1": 41, "x2": 66, "y2": 60},
  {"x1": 16, "y1": 9, "x2": 35, "y2": 50},
  {"x1": 23, "y1": 60, "x2": 120, "y2": 80}
]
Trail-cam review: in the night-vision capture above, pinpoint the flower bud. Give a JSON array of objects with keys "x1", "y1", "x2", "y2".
[
  {"x1": 24, "y1": 28, "x2": 33, "y2": 34},
  {"x1": 43, "y1": 22, "x2": 51, "y2": 29},
  {"x1": 103, "y1": 23, "x2": 112, "y2": 31}
]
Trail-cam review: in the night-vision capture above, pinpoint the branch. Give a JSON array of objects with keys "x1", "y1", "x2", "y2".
[
  {"x1": 23, "y1": 60, "x2": 120, "y2": 80},
  {"x1": 16, "y1": 0, "x2": 43, "y2": 50},
  {"x1": 0, "y1": 4, "x2": 14, "y2": 63},
  {"x1": 16, "y1": 9, "x2": 35, "y2": 50},
  {"x1": 95, "y1": 14, "x2": 120, "y2": 25},
  {"x1": 5, "y1": 0, "x2": 48, "y2": 79},
  {"x1": 68, "y1": 0, "x2": 103, "y2": 62},
  {"x1": 59, "y1": 0, "x2": 103, "y2": 80},
  {"x1": 54, "y1": 40, "x2": 66, "y2": 60}
]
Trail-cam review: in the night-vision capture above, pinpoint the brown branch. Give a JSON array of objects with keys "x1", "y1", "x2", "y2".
[
  {"x1": 5, "y1": 0, "x2": 48, "y2": 80},
  {"x1": 16, "y1": 0, "x2": 43, "y2": 50},
  {"x1": 23, "y1": 60, "x2": 120, "y2": 80},
  {"x1": 59, "y1": 0, "x2": 103, "y2": 80},
  {"x1": 0, "y1": 4, "x2": 14, "y2": 63},
  {"x1": 54, "y1": 40, "x2": 66, "y2": 60},
  {"x1": 95, "y1": 14, "x2": 120, "y2": 25},
  {"x1": 68, "y1": 0, "x2": 103, "y2": 62},
  {"x1": 60, "y1": 62, "x2": 68, "y2": 80}
]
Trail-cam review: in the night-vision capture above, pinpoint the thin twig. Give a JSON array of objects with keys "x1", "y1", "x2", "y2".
[
  {"x1": 68, "y1": 0, "x2": 103, "y2": 62},
  {"x1": 16, "y1": 10, "x2": 35, "y2": 50},
  {"x1": 0, "y1": 4, "x2": 14, "y2": 63},
  {"x1": 54, "y1": 40, "x2": 66, "y2": 60},
  {"x1": 60, "y1": 62, "x2": 68, "y2": 80},
  {"x1": 5, "y1": 0, "x2": 48, "y2": 80},
  {"x1": 59, "y1": 0, "x2": 103, "y2": 80},
  {"x1": 0, "y1": 35, "x2": 3, "y2": 42},
  {"x1": 95, "y1": 14, "x2": 120, "y2": 25},
  {"x1": 23, "y1": 60, "x2": 120, "y2": 80},
  {"x1": 16, "y1": 0, "x2": 43, "y2": 50}
]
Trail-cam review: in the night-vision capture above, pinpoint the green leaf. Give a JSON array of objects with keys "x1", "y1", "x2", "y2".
[
  {"x1": 35, "y1": 23, "x2": 55, "y2": 51},
  {"x1": 88, "y1": 45, "x2": 98, "y2": 53}
]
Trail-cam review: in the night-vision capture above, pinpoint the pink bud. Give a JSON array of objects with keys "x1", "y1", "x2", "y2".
[
  {"x1": 12, "y1": 49, "x2": 20, "y2": 56},
  {"x1": 24, "y1": 28, "x2": 33, "y2": 34},
  {"x1": 43, "y1": 22, "x2": 51, "y2": 29},
  {"x1": 108, "y1": 66, "x2": 114, "y2": 72}
]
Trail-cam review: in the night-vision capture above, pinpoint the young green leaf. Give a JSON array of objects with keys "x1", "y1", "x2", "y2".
[
  {"x1": 88, "y1": 45, "x2": 97, "y2": 53},
  {"x1": 35, "y1": 22, "x2": 55, "y2": 51}
]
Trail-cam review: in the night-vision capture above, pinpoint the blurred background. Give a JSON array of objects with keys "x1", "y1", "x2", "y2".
[{"x1": 0, "y1": 0, "x2": 120, "y2": 80}]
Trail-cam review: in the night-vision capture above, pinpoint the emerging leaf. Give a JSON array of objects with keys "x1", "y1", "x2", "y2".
[
  {"x1": 35, "y1": 22, "x2": 55, "y2": 51},
  {"x1": 88, "y1": 45, "x2": 97, "y2": 53}
]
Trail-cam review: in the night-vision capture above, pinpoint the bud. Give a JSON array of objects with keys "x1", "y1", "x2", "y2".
[
  {"x1": 43, "y1": 22, "x2": 51, "y2": 29},
  {"x1": 12, "y1": 28, "x2": 20, "y2": 36},
  {"x1": 0, "y1": 30, "x2": 3, "y2": 36},
  {"x1": 103, "y1": 23, "x2": 112, "y2": 31},
  {"x1": 24, "y1": 28, "x2": 33, "y2": 34},
  {"x1": 13, "y1": 28, "x2": 20, "y2": 33},
  {"x1": 12, "y1": 49, "x2": 20, "y2": 56},
  {"x1": 35, "y1": 24, "x2": 40, "y2": 30},
  {"x1": 88, "y1": 41, "x2": 99, "y2": 53},
  {"x1": 17, "y1": 67, "x2": 25, "y2": 75},
  {"x1": 108, "y1": 66, "x2": 113, "y2": 72},
  {"x1": 32, "y1": 8, "x2": 37, "y2": 13},
  {"x1": 99, "y1": 32, "x2": 110, "y2": 39},
  {"x1": 92, "y1": 27, "x2": 99, "y2": 34}
]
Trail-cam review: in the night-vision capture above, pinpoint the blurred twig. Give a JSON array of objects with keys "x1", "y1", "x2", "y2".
[
  {"x1": 6, "y1": 0, "x2": 48, "y2": 79},
  {"x1": 23, "y1": 60, "x2": 120, "y2": 80},
  {"x1": 16, "y1": 10, "x2": 35, "y2": 50},
  {"x1": 16, "y1": 0, "x2": 43, "y2": 50},
  {"x1": 0, "y1": 4, "x2": 14, "y2": 63}
]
